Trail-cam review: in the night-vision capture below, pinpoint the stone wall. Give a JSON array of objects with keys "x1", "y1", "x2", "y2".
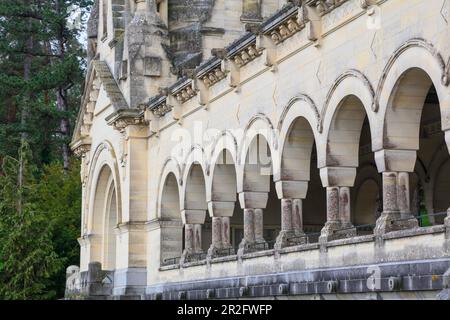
[{"x1": 70, "y1": 0, "x2": 450, "y2": 299}]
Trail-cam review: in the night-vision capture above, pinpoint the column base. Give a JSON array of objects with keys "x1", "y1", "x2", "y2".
[
  {"x1": 374, "y1": 211, "x2": 418, "y2": 236},
  {"x1": 319, "y1": 221, "x2": 356, "y2": 243},
  {"x1": 237, "y1": 239, "x2": 255, "y2": 255},
  {"x1": 207, "y1": 244, "x2": 219, "y2": 259},
  {"x1": 253, "y1": 239, "x2": 268, "y2": 251},
  {"x1": 181, "y1": 249, "x2": 205, "y2": 264},
  {"x1": 275, "y1": 230, "x2": 306, "y2": 249},
  {"x1": 207, "y1": 244, "x2": 234, "y2": 258}
]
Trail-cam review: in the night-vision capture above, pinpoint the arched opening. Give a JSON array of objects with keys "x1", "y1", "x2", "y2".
[
  {"x1": 383, "y1": 68, "x2": 450, "y2": 227},
  {"x1": 352, "y1": 117, "x2": 381, "y2": 233},
  {"x1": 160, "y1": 172, "x2": 183, "y2": 265},
  {"x1": 90, "y1": 165, "x2": 118, "y2": 270},
  {"x1": 102, "y1": 183, "x2": 117, "y2": 270},
  {"x1": 303, "y1": 144, "x2": 326, "y2": 242},
  {"x1": 242, "y1": 134, "x2": 280, "y2": 249},
  {"x1": 279, "y1": 116, "x2": 323, "y2": 244},
  {"x1": 327, "y1": 95, "x2": 368, "y2": 168},
  {"x1": 354, "y1": 179, "x2": 380, "y2": 232},
  {"x1": 323, "y1": 95, "x2": 379, "y2": 239},
  {"x1": 433, "y1": 160, "x2": 450, "y2": 224},
  {"x1": 413, "y1": 84, "x2": 450, "y2": 225},
  {"x1": 210, "y1": 149, "x2": 241, "y2": 252},
  {"x1": 184, "y1": 163, "x2": 209, "y2": 255}
]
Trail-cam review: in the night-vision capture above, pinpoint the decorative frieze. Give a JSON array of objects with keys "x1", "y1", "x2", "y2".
[
  {"x1": 200, "y1": 66, "x2": 227, "y2": 88},
  {"x1": 260, "y1": 3, "x2": 304, "y2": 45},
  {"x1": 196, "y1": 58, "x2": 227, "y2": 88},
  {"x1": 105, "y1": 108, "x2": 147, "y2": 131},
  {"x1": 307, "y1": 0, "x2": 350, "y2": 16},
  {"x1": 72, "y1": 138, "x2": 92, "y2": 158},
  {"x1": 170, "y1": 78, "x2": 197, "y2": 104},
  {"x1": 227, "y1": 34, "x2": 262, "y2": 67},
  {"x1": 233, "y1": 44, "x2": 262, "y2": 66},
  {"x1": 148, "y1": 95, "x2": 172, "y2": 118}
]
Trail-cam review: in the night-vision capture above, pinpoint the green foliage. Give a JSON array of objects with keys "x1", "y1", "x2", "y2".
[
  {"x1": 35, "y1": 160, "x2": 82, "y2": 298},
  {"x1": 0, "y1": 0, "x2": 92, "y2": 299},
  {"x1": 0, "y1": 142, "x2": 62, "y2": 299},
  {"x1": 0, "y1": 143, "x2": 82, "y2": 299}
]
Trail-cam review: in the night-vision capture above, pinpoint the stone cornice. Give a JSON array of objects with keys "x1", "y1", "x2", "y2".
[
  {"x1": 72, "y1": 60, "x2": 130, "y2": 148},
  {"x1": 70, "y1": 137, "x2": 92, "y2": 158},
  {"x1": 146, "y1": 218, "x2": 184, "y2": 231},
  {"x1": 105, "y1": 108, "x2": 147, "y2": 131},
  {"x1": 138, "y1": 1, "x2": 396, "y2": 128},
  {"x1": 306, "y1": 0, "x2": 350, "y2": 16},
  {"x1": 169, "y1": 77, "x2": 197, "y2": 104},
  {"x1": 147, "y1": 95, "x2": 172, "y2": 118}
]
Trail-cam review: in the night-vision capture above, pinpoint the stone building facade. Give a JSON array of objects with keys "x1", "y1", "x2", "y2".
[{"x1": 68, "y1": 0, "x2": 450, "y2": 300}]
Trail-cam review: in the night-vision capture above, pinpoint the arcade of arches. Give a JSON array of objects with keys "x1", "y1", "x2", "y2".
[
  {"x1": 153, "y1": 70, "x2": 450, "y2": 266},
  {"x1": 69, "y1": 0, "x2": 450, "y2": 300}
]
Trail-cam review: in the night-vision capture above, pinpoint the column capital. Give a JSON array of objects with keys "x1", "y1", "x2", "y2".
[
  {"x1": 207, "y1": 201, "x2": 235, "y2": 217},
  {"x1": 319, "y1": 166, "x2": 356, "y2": 187},
  {"x1": 181, "y1": 209, "x2": 206, "y2": 225},
  {"x1": 275, "y1": 180, "x2": 308, "y2": 199},
  {"x1": 374, "y1": 149, "x2": 417, "y2": 173},
  {"x1": 238, "y1": 191, "x2": 268, "y2": 209}
]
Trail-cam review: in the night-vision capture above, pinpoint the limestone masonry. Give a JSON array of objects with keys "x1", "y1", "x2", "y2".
[{"x1": 67, "y1": 0, "x2": 450, "y2": 300}]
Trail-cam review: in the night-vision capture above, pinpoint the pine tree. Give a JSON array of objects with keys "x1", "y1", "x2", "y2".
[
  {"x1": 0, "y1": 0, "x2": 93, "y2": 299},
  {"x1": 0, "y1": 141, "x2": 62, "y2": 299}
]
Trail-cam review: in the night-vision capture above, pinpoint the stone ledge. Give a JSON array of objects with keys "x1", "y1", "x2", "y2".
[
  {"x1": 210, "y1": 255, "x2": 238, "y2": 264},
  {"x1": 382, "y1": 225, "x2": 446, "y2": 240},
  {"x1": 325, "y1": 234, "x2": 375, "y2": 248},
  {"x1": 279, "y1": 242, "x2": 320, "y2": 254},
  {"x1": 145, "y1": 258, "x2": 450, "y2": 300},
  {"x1": 242, "y1": 249, "x2": 275, "y2": 260}
]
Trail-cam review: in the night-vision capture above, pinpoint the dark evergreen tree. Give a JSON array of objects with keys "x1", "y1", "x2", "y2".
[{"x1": 0, "y1": 0, "x2": 93, "y2": 299}]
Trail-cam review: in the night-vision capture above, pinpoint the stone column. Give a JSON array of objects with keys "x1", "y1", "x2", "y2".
[
  {"x1": 238, "y1": 191, "x2": 268, "y2": 254},
  {"x1": 243, "y1": 208, "x2": 256, "y2": 243},
  {"x1": 181, "y1": 209, "x2": 206, "y2": 261},
  {"x1": 319, "y1": 167, "x2": 357, "y2": 243},
  {"x1": 254, "y1": 209, "x2": 265, "y2": 243},
  {"x1": 281, "y1": 199, "x2": 293, "y2": 232},
  {"x1": 374, "y1": 172, "x2": 401, "y2": 235},
  {"x1": 207, "y1": 201, "x2": 234, "y2": 257},
  {"x1": 319, "y1": 187, "x2": 340, "y2": 243},
  {"x1": 374, "y1": 172, "x2": 418, "y2": 235},
  {"x1": 374, "y1": 149, "x2": 419, "y2": 235},
  {"x1": 397, "y1": 172, "x2": 419, "y2": 228},
  {"x1": 444, "y1": 208, "x2": 450, "y2": 241},
  {"x1": 221, "y1": 217, "x2": 231, "y2": 248},
  {"x1": 193, "y1": 224, "x2": 202, "y2": 253},
  {"x1": 184, "y1": 224, "x2": 194, "y2": 254},
  {"x1": 339, "y1": 187, "x2": 352, "y2": 226},
  {"x1": 292, "y1": 199, "x2": 304, "y2": 236},
  {"x1": 274, "y1": 180, "x2": 308, "y2": 249},
  {"x1": 275, "y1": 199, "x2": 299, "y2": 249},
  {"x1": 211, "y1": 217, "x2": 223, "y2": 250},
  {"x1": 238, "y1": 208, "x2": 256, "y2": 254}
]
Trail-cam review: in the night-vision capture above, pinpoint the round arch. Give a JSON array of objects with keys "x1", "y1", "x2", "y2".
[
  {"x1": 376, "y1": 40, "x2": 450, "y2": 152},
  {"x1": 237, "y1": 114, "x2": 279, "y2": 194}
]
